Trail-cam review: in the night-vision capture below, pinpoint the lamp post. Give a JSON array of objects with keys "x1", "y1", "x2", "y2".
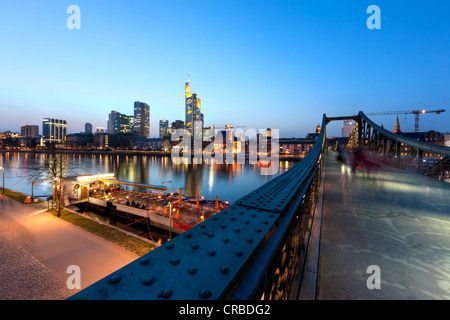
[
  {"x1": 32, "y1": 181, "x2": 35, "y2": 201},
  {"x1": 0, "y1": 166, "x2": 4, "y2": 194}
]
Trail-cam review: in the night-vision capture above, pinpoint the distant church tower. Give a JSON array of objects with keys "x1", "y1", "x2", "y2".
[{"x1": 393, "y1": 116, "x2": 401, "y2": 134}]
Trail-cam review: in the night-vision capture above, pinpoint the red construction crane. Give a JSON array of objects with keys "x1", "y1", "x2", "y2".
[{"x1": 367, "y1": 109, "x2": 446, "y2": 132}]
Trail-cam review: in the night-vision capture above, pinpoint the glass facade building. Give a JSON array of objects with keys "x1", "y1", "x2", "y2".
[{"x1": 42, "y1": 118, "x2": 67, "y2": 145}]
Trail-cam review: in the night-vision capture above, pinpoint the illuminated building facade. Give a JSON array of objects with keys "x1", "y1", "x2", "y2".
[
  {"x1": 108, "y1": 111, "x2": 134, "y2": 135},
  {"x1": 42, "y1": 118, "x2": 67, "y2": 145},
  {"x1": 159, "y1": 120, "x2": 169, "y2": 139},
  {"x1": 185, "y1": 77, "x2": 204, "y2": 137},
  {"x1": 134, "y1": 101, "x2": 150, "y2": 138}
]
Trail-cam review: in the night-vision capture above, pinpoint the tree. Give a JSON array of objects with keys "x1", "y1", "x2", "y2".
[{"x1": 28, "y1": 145, "x2": 77, "y2": 216}]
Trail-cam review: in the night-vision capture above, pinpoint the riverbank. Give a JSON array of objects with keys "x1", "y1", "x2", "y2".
[
  {"x1": 1, "y1": 188, "x2": 157, "y2": 256},
  {"x1": 0, "y1": 190, "x2": 143, "y2": 299},
  {"x1": 0, "y1": 148, "x2": 303, "y2": 161}
]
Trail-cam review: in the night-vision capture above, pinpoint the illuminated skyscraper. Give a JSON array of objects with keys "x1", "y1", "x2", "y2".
[
  {"x1": 159, "y1": 120, "x2": 169, "y2": 139},
  {"x1": 134, "y1": 101, "x2": 150, "y2": 138},
  {"x1": 107, "y1": 111, "x2": 133, "y2": 134},
  {"x1": 185, "y1": 77, "x2": 203, "y2": 137}
]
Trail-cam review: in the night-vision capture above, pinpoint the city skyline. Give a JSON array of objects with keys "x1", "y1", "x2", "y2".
[{"x1": 0, "y1": 1, "x2": 449, "y2": 138}]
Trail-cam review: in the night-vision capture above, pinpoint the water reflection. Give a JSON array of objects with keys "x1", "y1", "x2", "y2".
[{"x1": 0, "y1": 152, "x2": 297, "y2": 203}]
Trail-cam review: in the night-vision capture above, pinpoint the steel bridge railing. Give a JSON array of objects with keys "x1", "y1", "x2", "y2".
[
  {"x1": 358, "y1": 111, "x2": 450, "y2": 180},
  {"x1": 69, "y1": 115, "x2": 327, "y2": 300}
]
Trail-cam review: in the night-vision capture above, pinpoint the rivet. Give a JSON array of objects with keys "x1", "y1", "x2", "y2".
[
  {"x1": 160, "y1": 288, "x2": 173, "y2": 299},
  {"x1": 212, "y1": 217, "x2": 218, "y2": 221},
  {"x1": 235, "y1": 250, "x2": 244, "y2": 257},
  {"x1": 207, "y1": 233, "x2": 215, "y2": 238},
  {"x1": 244, "y1": 221, "x2": 250, "y2": 224},
  {"x1": 184, "y1": 233, "x2": 193, "y2": 238},
  {"x1": 256, "y1": 228, "x2": 262, "y2": 233},
  {"x1": 199, "y1": 289, "x2": 212, "y2": 299},
  {"x1": 263, "y1": 221, "x2": 269, "y2": 225},
  {"x1": 191, "y1": 244, "x2": 200, "y2": 250},
  {"x1": 170, "y1": 259, "x2": 180, "y2": 265},
  {"x1": 200, "y1": 225, "x2": 206, "y2": 229},
  {"x1": 234, "y1": 229, "x2": 241, "y2": 233},
  {"x1": 140, "y1": 257, "x2": 150, "y2": 265},
  {"x1": 109, "y1": 275, "x2": 121, "y2": 284},
  {"x1": 188, "y1": 267, "x2": 198, "y2": 275},
  {"x1": 247, "y1": 238, "x2": 254, "y2": 243},
  {"x1": 166, "y1": 244, "x2": 174, "y2": 250},
  {"x1": 143, "y1": 276, "x2": 155, "y2": 285},
  {"x1": 208, "y1": 250, "x2": 216, "y2": 256},
  {"x1": 231, "y1": 217, "x2": 236, "y2": 221},
  {"x1": 223, "y1": 238, "x2": 230, "y2": 243},
  {"x1": 220, "y1": 224, "x2": 226, "y2": 229},
  {"x1": 220, "y1": 266, "x2": 230, "y2": 274}
]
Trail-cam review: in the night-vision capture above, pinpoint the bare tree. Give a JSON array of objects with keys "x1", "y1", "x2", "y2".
[{"x1": 27, "y1": 144, "x2": 78, "y2": 216}]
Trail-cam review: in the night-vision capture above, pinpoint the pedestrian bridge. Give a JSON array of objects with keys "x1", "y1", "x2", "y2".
[{"x1": 70, "y1": 112, "x2": 450, "y2": 300}]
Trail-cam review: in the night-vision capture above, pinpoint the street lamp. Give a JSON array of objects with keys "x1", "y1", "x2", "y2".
[{"x1": 0, "y1": 166, "x2": 4, "y2": 194}]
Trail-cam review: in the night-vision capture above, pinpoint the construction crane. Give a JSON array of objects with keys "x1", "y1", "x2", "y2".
[{"x1": 367, "y1": 109, "x2": 446, "y2": 132}]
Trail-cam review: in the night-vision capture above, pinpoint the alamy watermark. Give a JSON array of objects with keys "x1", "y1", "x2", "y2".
[
  {"x1": 366, "y1": 265, "x2": 381, "y2": 290},
  {"x1": 367, "y1": 5, "x2": 381, "y2": 30},
  {"x1": 66, "y1": 265, "x2": 81, "y2": 289},
  {"x1": 170, "y1": 122, "x2": 280, "y2": 176},
  {"x1": 66, "y1": 5, "x2": 81, "y2": 30}
]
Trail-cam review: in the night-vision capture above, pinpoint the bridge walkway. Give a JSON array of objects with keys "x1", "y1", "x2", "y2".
[{"x1": 317, "y1": 152, "x2": 450, "y2": 299}]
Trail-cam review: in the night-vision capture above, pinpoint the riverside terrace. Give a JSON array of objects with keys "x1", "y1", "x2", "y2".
[{"x1": 80, "y1": 177, "x2": 230, "y2": 235}]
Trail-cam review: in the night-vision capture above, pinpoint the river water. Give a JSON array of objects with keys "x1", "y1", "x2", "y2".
[
  {"x1": 0, "y1": 152, "x2": 297, "y2": 203},
  {"x1": 0, "y1": 152, "x2": 298, "y2": 243}
]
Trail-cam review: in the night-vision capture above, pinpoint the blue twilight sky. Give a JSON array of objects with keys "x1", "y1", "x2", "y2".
[{"x1": 0, "y1": 0, "x2": 449, "y2": 138}]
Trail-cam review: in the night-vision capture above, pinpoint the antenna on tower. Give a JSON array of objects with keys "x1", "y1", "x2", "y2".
[{"x1": 188, "y1": 73, "x2": 190, "y2": 82}]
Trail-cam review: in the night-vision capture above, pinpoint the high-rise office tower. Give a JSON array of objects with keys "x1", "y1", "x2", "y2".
[
  {"x1": 85, "y1": 123, "x2": 93, "y2": 134},
  {"x1": 107, "y1": 111, "x2": 134, "y2": 134},
  {"x1": 42, "y1": 118, "x2": 67, "y2": 145},
  {"x1": 159, "y1": 120, "x2": 169, "y2": 139},
  {"x1": 134, "y1": 101, "x2": 150, "y2": 138},
  {"x1": 185, "y1": 77, "x2": 203, "y2": 137}
]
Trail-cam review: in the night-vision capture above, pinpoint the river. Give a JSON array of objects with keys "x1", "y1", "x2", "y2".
[{"x1": 0, "y1": 152, "x2": 298, "y2": 203}]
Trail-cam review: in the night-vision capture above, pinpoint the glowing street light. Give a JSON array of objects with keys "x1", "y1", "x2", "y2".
[{"x1": 0, "y1": 166, "x2": 4, "y2": 194}]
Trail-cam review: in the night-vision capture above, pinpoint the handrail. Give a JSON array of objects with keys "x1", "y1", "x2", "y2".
[{"x1": 359, "y1": 111, "x2": 450, "y2": 157}]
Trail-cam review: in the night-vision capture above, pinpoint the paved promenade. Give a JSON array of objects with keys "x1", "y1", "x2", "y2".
[
  {"x1": 0, "y1": 196, "x2": 138, "y2": 300},
  {"x1": 317, "y1": 153, "x2": 450, "y2": 299}
]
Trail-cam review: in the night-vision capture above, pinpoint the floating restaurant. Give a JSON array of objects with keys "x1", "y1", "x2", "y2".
[{"x1": 65, "y1": 174, "x2": 229, "y2": 236}]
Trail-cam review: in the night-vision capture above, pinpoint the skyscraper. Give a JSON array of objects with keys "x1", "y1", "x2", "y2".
[
  {"x1": 85, "y1": 123, "x2": 93, "y2": 134},
  {"x1": 159, "y1": 120, "x2": 169, "y2": 139},
  {"x1": 107, "y1": 111, "x2": 133, "y2": 134},
  {"x1": 134, "y1": 101, "x2": 150, "y2": 138},
  {"x1": 42, "y1": 118, "x2": 67, "y2": 145},
  {"x1": 185, "y1": 77, "x2": 203, "y2": 137}
]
